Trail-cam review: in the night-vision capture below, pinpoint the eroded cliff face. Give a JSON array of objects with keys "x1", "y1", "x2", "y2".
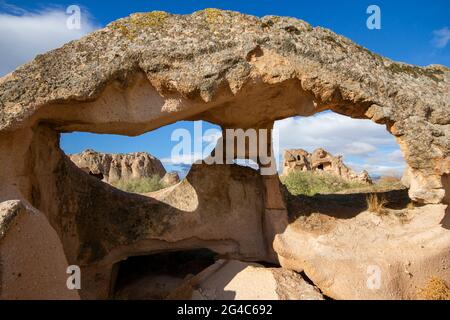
[
  {"x1": 69, "y1": 149, "x2": 166, "y2": 183},
  {"x1": 0, "y1": 9, "x2": 449, "y2": 299},
  {"x1": 283, "y1": 148, "x2": 372, "y2": 184}
]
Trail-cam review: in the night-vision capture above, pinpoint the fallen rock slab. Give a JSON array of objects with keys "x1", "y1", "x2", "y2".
[{"x1": 168, "y1": 260, "x2": 324, "y2": 300}]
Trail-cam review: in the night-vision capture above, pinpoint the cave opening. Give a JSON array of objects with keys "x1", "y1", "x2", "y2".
[
  {"x1": 274, "y1": 111, "x2": 408, "y2": 190},
  {"x1": 274, "y1": 111, "x2": 412, "y2": 220},
  {"x1": 88, "y1": 170, "x2": 104, "y2": 180},
  {"x1": 60, "y1": 120, "x2": 222, "y2": 194},
  {"x1": 111, "y1": 249, "x2": 218, "y2": 300}
]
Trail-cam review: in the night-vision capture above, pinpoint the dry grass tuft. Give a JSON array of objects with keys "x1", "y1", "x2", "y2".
[
  {"x1": 112, "y1": 175, "x2": 166, "y2": 193},
  {"x1": 281, "y1": 171, "x2": 367, "y2": 196},
  {"x1": 417, "y1": 277, "x2": 450, "y2": 300},
  {"x1": 366, "y1": 193, "x2": 388, "y2": 215}
]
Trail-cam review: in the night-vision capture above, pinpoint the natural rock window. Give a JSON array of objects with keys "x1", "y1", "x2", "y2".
[{"x1": 0, "y1": 9, "x2": 448, "y2": 300}]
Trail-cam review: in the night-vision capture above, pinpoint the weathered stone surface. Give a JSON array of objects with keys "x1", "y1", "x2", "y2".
[
  {"x1": 0, "y1": 9, "x2": 448, "y2": 203},
  {"x1": 168, "y1": 259, "x2": 324, "y2": 300},
  {"x1": 275, "y1": 201, "x2": 450, "y2": 300},
  {"x1": 27, "y1": 127, "x2": 269, "y2": 298},
  {"x1": 283, "y1": 148, "x2": 372, "y2": 184},
  {"x1": 70, "y1": 149, "x2": 166, "y2": 183},
  {"x1": 0, "y1": 200, "x2": 79, "y2": 300},
  {"x1": 0, "y1": 9, "x2": 449, "y2": 300},
  {"x1": 160, "y1": 171, "x2": 180, "y2": 186}
]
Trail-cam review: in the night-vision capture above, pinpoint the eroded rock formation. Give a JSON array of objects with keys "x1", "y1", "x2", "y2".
[
  {"x1": 0, "y1": 9, "x2": 449, "y2": 300},
  {"x1": 0, "y1": 200, "x2": 79, "y2": 299},
  {"x1": 283, "y1": 148, "x2": 372, "y2": 184},
  {"x1": 69, "y1": 149, "x2": 166, "y2": 183},
  {"x1": 0, "y1": 9, "x2": 448, "y2": 203},
  {"x1": 275, "y1": 198, "x2": 450, "y2": 299}
]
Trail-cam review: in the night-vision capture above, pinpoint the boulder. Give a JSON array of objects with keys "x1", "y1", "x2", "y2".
[
  {"x1": 0, "y1": 200, "x2": 79, "y2": 300},
  {"x1": 275, "y1": 203, "x2": 450, "y2": 299},
  {"x1": 168, "y1": 260, "x2": 324, "y2": 300}
]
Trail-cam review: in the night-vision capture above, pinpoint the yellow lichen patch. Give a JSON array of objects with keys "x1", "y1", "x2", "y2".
[
  {"x1": 110, "y1": 11, "x2": 169, "y2": 40},
  {"x1": 202, "y1": 8, "x2": 224, "y2": 24},
  {"x1": 270, "y1": 16, "x2": 280, "y2": 24},
  {"x1": 131, "y1": 11, "x2": 169, "y2": 28},
  {"x1": 417, "y1": 277, "x2": 450, "y2": 300}
]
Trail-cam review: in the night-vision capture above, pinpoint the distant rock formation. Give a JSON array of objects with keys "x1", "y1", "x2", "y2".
[
  {"x1": 282, "y1": 148, "x2": 372, "y2": 184},
  {"x1": 69, "y1": 149, "x2": 167, "y2": 184}
]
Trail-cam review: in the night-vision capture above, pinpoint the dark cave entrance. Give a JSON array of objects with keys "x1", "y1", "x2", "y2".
[
  {"x1": 112, "y1": 248, "x2": 218, "y2": 299},
  {"x1": 88, "y1": 171, "x2": 104, "y2": 180}
]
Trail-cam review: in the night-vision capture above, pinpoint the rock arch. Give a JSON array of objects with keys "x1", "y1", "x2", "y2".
[{"x1": 0, "y1": 9, "x2": 448, "y2": 299}]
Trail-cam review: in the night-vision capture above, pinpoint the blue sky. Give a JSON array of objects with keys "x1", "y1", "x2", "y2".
[
  {"x1": 4, "y1": 0, "x2": 449, "y2": 66},
  {"x1": 1, "y1": 1, "x2": 449, "y2": 177}
]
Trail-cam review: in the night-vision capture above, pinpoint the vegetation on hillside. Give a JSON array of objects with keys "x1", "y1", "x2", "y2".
[
  {"x1": 280, "y1": 171, "x2": 367, "y2": 196},
  {"x1": 281, "y1": 171, "x2": 405, "y2": 197},
  {"x1": 112, "y1": 175, "x2": 166, "y2": 193}
]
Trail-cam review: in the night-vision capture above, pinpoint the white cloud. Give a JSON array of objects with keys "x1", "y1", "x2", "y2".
[
  {"x1": 341, "y1": 142, "x2": 377, "y2": 155},
  {"x1": 432, "y1": 27, "x2": 450, "y2": 48},
  {"x1": 160, "y1": 152, "x2": 205, "y2": 165},
  {"x1": 386, "y1": 149, "x2": 404, "y2": 162},
  {"x1": 273, "y1": 112, "x2": 406, "y2": 176},
  {"x1": 347, "y1": 162, "x2": 405, "y2": 178},
  {"x1": 162, "y1": 113, "x2": 406, "y2": 177},
  {"x1": 0, "y1": 4, "x2": 99, "y2": 76}
]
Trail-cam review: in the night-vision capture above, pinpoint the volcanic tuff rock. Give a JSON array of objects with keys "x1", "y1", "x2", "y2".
[
  {"x1": 0, "y1": 9, "x2": 448, "y2": 203},
  {"x1": 69, "y1": 149, "x2": 166, "y2": 183},
  {"x1": 283, "y1": 148, "x2": 372, "y2": 184},
  {"x1": 0, "y1": 9, "x2": 449, "y2": 300},
  {"x1": 0, "y1": 200, "x2": 79, "y2": 299},
  {"x1": 275, "y1": 202, "x2": 450, "y2": 299}
]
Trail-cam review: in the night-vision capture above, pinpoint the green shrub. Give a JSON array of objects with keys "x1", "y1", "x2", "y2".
[
  {"x1": 281, "y1": 171, "x2": 366, "y2": 196},
  {"x1": 112, "y1": 175, "x2": 166, "y2": 193}
]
